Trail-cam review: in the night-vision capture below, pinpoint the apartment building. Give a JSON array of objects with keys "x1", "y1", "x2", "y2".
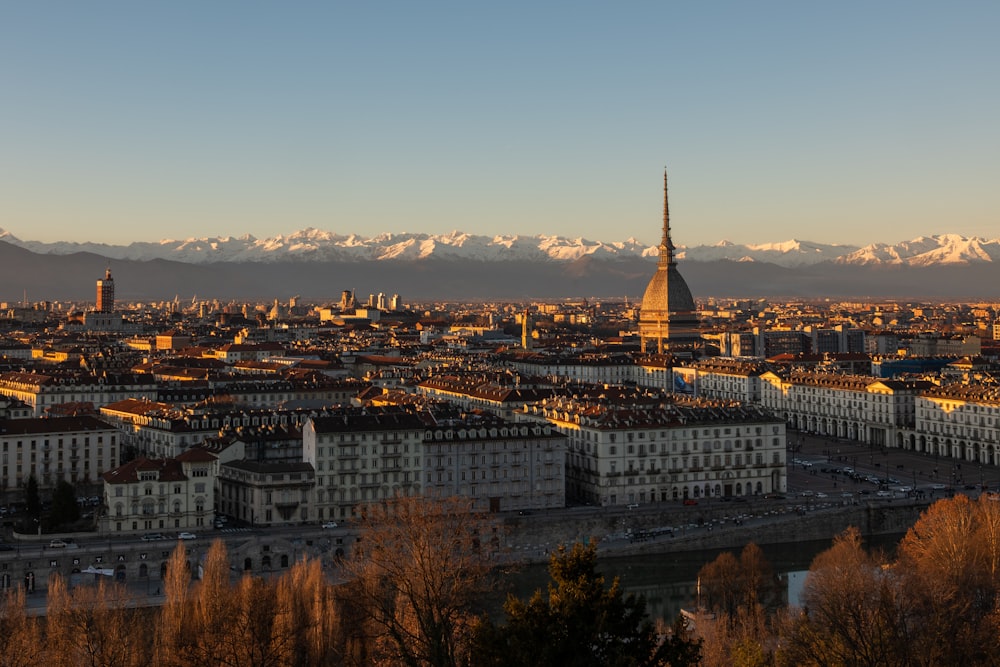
[
  {"x1": 760, "y1": 370, "x2": 934, "y2": 446},
  {"x1": 909, "y1": 384, "x2": 1000, "y2": 465},
  {"x1": 101, "y1": 448, "x2": 217, "y2": 534},
  {"x1": 421, "y1": 421, "x2": 566, "y2": 513},
  {"x1": 0, "y1": 416, "x2": 119, "y2": 493},
  {"x1": 519, "y1": 395, "x2": 786, "y2": 506},
  {"x1": 671, "y1": 358, "x2": 770, "y2": 404},
  {"x1": 217, "y1": 460, "x2": 316, "y2": 527},
  {"x1": 303, "y1": 406, "x2": 568, "y2": 520},
  {"x1": 303, "y1": 408, "x2": 428, "y2": 521},
  {"x1": 100, "y1": 399, "x2": 320, "y2": 459},
  {"x1": 0, "y1": 371, "x2": 157, "y2": 417}
]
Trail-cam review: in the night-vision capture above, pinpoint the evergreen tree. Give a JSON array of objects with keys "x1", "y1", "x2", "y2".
[
  {"x1": 474, "y1": 541, "x2": 701, "y2": 667},
  {"x1": 23, "y1": 475, "x2": 41, "y2": 518},
  {"x1": 49, "y1": 481, "x2": 80, "y2": 528}
]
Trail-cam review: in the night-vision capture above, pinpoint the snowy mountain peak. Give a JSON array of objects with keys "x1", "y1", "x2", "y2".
[
  {"x1": 839, "y1": 234, "x2": 1000, "y2": 266},
  {"x1": 1, "y1": 229, "x2": 997, "y2": 268}
]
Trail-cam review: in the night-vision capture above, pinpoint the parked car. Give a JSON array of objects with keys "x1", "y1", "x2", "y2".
[
  {"x1": 177, "y1": 532, "x2": 197, "y2": 540},
  {"x1": 682, "y1": 499, "x2": 698, "y2": 506},
  {"x1": 141, "y1": 533, "x2": 165, "y2": 541}
]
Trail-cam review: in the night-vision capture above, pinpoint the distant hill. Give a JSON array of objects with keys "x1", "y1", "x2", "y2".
[{"x1": 2, "y1": 240, "x2": 999, "y2": 302}]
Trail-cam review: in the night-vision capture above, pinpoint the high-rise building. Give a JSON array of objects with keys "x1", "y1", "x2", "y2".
[
  {"x1": 638, "y1": 170, "x2": 700, "y2": 354},
  {"x1": 96, "y1": 268, "x2": 115, "y2": 313}
]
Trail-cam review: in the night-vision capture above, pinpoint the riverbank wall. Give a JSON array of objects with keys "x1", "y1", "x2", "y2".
[{"x1": 502, "y1": 498, "x2": 931, "y2": 562}]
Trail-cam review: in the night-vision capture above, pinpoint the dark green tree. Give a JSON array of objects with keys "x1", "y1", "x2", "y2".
[
  {"x1": 473, "y1": 541, "x2": 701, "y2": 666},
  {"x1": 23, "y1": 475, "x2": 41, "y2": 518},
  {"x1": 49, "y1": 480, "x2": 80, "y2": 527}
]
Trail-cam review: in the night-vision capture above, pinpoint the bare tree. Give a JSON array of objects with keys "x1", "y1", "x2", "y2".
[
  {"x1": 778, "y1": 527, "x2": 907, "y2": 667},
  {"x1": 895, "y1": 494, "x2": 1000, "y2": 666},
  {"x1": 0, "y1": 587, "x2": 42, "y2": 667},
  {"x1": 156, "y1": 542, "x2": 195, "y2": 666},
  {"x1": 185, "y1": 540, "x2": 238, "y2": 666},
  {"x1": 272, "y1": 557, "x2": 342, "y2": 666},
  {"x1": 343, "y1": 494, "x2": 496, "y2": 667},
  {"x1": 697, "y1": 551, "x2": 741, "y2": 617},
  {"x1": 695, "y1": 543, "x2": 778, "y2": 666},
  {"x1": 44, "y1": 575, "x2": 150, "y2": 667}
]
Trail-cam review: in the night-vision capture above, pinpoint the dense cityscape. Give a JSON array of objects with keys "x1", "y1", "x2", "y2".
[{"x1": 1, "y1": 177, "x2": 999, "y2": 664}]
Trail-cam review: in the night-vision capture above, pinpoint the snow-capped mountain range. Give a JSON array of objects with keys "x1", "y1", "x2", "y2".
[{"x1": 1, "y1": 227, "x2": 998, "y2": 268}]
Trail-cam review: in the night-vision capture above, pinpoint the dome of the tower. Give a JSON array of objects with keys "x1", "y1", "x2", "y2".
[{"x1": 639, "y1": 262, "x2": 695, "y2": 317}]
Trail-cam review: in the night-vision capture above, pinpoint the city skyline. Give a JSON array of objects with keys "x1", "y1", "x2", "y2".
[{"x1": 3, "y1": 2, "x2": 998, "y2": 248}]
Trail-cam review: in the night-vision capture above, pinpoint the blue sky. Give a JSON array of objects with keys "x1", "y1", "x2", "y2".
[{"x1": 2, "y1": 2, "x2": 997, "y2": 248}]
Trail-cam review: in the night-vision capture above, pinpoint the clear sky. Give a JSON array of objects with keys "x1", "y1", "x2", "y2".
[{"x1": 2, "y1": 2, "x2": 997, "y2": 248}]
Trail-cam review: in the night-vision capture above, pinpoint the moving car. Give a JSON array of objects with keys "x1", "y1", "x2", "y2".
[
  {"x1": 321, "y1": 521, "x2": 338, "y2": 529},
  {"x1": 177, "y1": 532, "x2": 197, "y2": 540}
]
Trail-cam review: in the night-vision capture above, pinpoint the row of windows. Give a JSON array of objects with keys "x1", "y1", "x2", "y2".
[
  {"x1": 603, "y1": 438, "x2": 779, "y2": 456},
  {"x1": 605, "y1": 451, "x2": 777, "y2": 473},
  {"x1": 3, "y1": 435, "x2": 111, "y2": 450},
  {"x1": 2, "y1": 448, "x2": 107, "y2": 463}
]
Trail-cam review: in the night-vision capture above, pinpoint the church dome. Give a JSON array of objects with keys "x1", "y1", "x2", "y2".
[{"x1": 639, "y1": 262, "x2": 695, "y2": 316}]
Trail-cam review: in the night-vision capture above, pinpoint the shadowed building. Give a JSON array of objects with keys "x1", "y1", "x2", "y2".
[{"x1": 638, "y1": 170, "x2": 701, "y2": 355}]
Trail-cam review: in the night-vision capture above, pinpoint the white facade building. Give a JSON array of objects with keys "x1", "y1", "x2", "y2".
[
  {"x1": 519, "y1": 396, "x2": 786, "y2": 506},
  {"x1": 760, "y1": 371, "x2": 934, "y2": 447},
  {"x1": 0, "y1": 416, "x2": 119, "y2": 492},
  {"x1": 101, "y1": 448, "x2": 216, "y2": 534}
]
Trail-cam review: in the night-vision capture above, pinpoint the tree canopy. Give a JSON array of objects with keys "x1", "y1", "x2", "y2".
[{"x1": 474, "y1": 540, "x2": 701, "y2": 667}]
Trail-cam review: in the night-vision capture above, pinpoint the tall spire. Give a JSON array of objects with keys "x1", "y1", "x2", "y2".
[{"x1": 659, "y1": 168, "x2": 675, "y2": 266}]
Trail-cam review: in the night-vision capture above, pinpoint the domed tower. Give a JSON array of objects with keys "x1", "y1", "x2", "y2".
[{"x1": 638, "y1": 170, "x2": 700, "y2": 354}]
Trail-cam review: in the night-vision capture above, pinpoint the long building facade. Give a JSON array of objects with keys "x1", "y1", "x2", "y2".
[
  {"x1": 302, "y1": 407, "x2": 567, "y2": 521},
  {"x1": 907, "y1": 385, "x2": 1000, "y2": 466},
  {"x1": 519, "y1": 395, "x2": 786, "y2": 506},
  {"x1": 760, "y1": 370, "x2": 934, "y2": 447}
]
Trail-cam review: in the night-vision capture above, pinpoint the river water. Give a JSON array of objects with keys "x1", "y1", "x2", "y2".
[{"x1": 491, "y1": 533, "x2": 904, "y2": 622}]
